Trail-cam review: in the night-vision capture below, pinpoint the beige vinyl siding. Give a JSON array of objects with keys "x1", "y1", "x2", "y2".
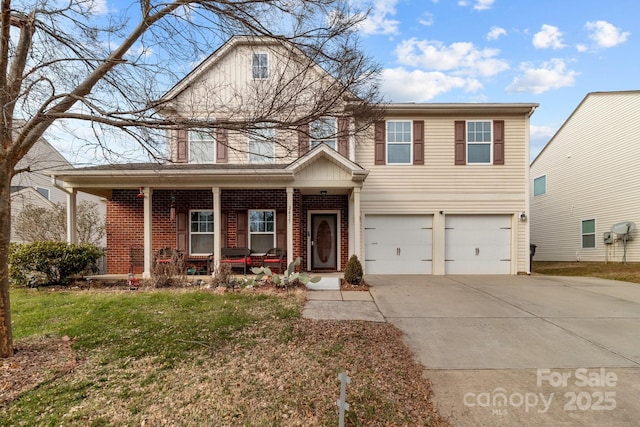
[
  {"x1": 531, "y1": 91, "x2": 640, "y2": 262},
  {"x1": 357, "y1": 113, "x2": 530, "y2": 274}
]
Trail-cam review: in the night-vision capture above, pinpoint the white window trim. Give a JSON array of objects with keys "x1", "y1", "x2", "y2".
[
  {"x1": 310, "y1": 117, "x2": 337, "y2": 150},
  {"x1": 188, "y1": 129, "x2": 216, "y2": 164},
  {"x1": 249, "y1": 209, "x2": 276, "y2": 254},
  {"x1": 581, "y1": 218, "x2": 596, "y2": 249},
  {"x1": 189, "y1": 209, "x2": 214, "y2": 256},
  {"x1": 386, "y1": 120, "x2": 413, "y2": 165},
  {"x1": 248, "y1": 125, "x2": 275, "y2": 164},
  {"x1": 466, "y1": 120, "x2": 493, "y2": 165},
  {"x1": 533, "y1": 174, "x2": 547, "y2": 196},
  {"x1": 252, "y1": 52, "x2": 269, "y2": 80}
]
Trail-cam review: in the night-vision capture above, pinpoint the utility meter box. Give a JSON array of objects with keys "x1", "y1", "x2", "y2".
[{"x1": 603, "y1": 232, "x2": 614, "y2": 244}]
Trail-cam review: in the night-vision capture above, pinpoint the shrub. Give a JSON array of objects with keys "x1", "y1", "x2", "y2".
[
  {"x1": 9, "y1": 241, "x2": 104, "y2": 287},
  {"x1": 344, "y1": 254, "x2": 363, "y2": 285}
]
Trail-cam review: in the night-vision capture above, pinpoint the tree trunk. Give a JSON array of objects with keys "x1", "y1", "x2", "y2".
[{"x1": 0, "y1": 162, "x2": 13, "y2": 358}]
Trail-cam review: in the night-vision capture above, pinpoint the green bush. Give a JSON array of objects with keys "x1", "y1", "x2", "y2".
[
  {"x1": 9, "y1": 241, "x2": 104, "y2": 287},
  {"x1": 344, "y1": 254, "x2": 363, "y2": 285}
]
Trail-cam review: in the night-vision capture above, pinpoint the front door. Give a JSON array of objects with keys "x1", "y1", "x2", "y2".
[{"x1": 311, "y1": 214, "x2": 337, "y2": 270}]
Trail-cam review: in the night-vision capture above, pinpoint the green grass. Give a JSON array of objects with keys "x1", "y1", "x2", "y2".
[{"x1": 533, "y1": 261, "x2": 640, "y2": 284}]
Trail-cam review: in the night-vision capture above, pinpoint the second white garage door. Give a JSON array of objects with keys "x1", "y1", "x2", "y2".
[
  {"x1": 445, "y1": 215, "x2": 511, "y2": 274},
  {"x1": 364, "y1": 215, "x2": 432, "y2": 274}
]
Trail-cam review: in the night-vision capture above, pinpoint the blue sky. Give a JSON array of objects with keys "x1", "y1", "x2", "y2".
[
  {"x1": 355, "y1": 0, "x2": 638, "y2": 160},
  {"x1": 46, "y1": 0, "x2": 637, "y2": 164}
]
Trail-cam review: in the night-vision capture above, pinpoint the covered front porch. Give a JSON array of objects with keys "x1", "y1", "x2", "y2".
[{"x1": 50, "y1": 145, "x2": 368, "y2": 277}]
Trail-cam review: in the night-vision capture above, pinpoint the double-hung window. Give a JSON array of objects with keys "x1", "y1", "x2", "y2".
[
  {"x1": 582, "y1": 219, "x2": 596, "y2": 249},
  {"x1": 252, "y1": 53, "x2": 269, "y2": 79},
  {"x1": 189, "y1": 130, "x2": 216, "y2": 164},
  {"x1": 249, "y1": 210, "x2": 275, "y2": 253},
  {"x1": 467, "y1": 121, "x2": 492, "y2": 164},
  {"x1": 190, "y1": 210, "x2": 214, "y2": 255},
  {"x1": 534, "y1": 175, "x2": 547, "y2": 196},
  {"x1": 310, "y1": 117, "x2": 337, "y2": 150},
  {"x1": 249, "y1": 124, "x2": 275, "y2": 164},
  {"x1": 387, "y1": 121, "x2": 412, "y2": 164}
]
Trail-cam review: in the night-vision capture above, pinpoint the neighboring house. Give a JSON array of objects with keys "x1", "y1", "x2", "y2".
[
  {"x1": 530, "y1": 91, "x2": 640, "y2": 262},
  {"x1": 50, "y1": 36, "x2": 537, "y2": 276},
  {"x1": 10, "y1": 136, "x2": 106, "y2": 244}
]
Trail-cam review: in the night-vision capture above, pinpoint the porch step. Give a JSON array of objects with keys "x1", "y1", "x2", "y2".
[{"x1": 306, "y1": 276, "x2": 340, "y2": 291}]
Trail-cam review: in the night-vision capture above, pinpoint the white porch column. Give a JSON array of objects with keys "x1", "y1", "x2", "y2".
[
  {"x1": 286, "y1": 187, "x2": 294, "y2": 267},
  {"x1": 143, "y1": 187, "x2": 153, "y2": 278},
  {"x1": 352, "y1": 187, "x2": 361, "y2": 260},
  {"x1": 213, "y1": 187, "x2": 221, "y2": 271},
  {"x1": 66, "y1": 189, "x2": 77, "y2": 244}
]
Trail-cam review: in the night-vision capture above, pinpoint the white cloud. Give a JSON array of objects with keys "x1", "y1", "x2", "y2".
[
  {"x1": 473, "y1": 0, "x2": 495, "y2": 11},
  {"x1": 394, "y1": 38, "x2": 509, "y2": 77},
  {"x1": 487, "y1": 26, "x2": 507, "y2": 41},
  {"x1": 533, "y1": 24, "x2": 566, "y2": 49},
  {"x1": 576, "y1": 44, "x2": 588, "y2": 52},
  {"x1": 585, "y1": 20, "x2": 630, "y2": 48},
  {"x1": 358, "y1": 0, "x2": 400, "y2": 35},
  {"x1": 381, "y1": 68, "x2": 481, "y2": 101},
  {"x1": 506, "y1": 59, "x2": 579, "y2": 94},
  {"x1": 530, "y1": 124, "x2": 557, "y2": 141},
  {"x1": 418, "y1": 12, "x2": 434, "y2": 27},
  {"x1": 88, "y1": 0, "x2": 108, "y2": 15}
]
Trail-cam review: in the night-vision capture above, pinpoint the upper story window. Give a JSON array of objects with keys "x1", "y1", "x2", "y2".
[
  {"x1": 534, "y1": 175, "x2": 547, "y2": 196},
  {"x1": 35, "y1": 186, "x2": 50, "y2": 200},
  {"x1": 467, "y1": 121, "x2": 492, "y2": 164},
  {"x1": 252, "y1": 53, "x2": 269, "y2": 79},
  {"x1": 189, "y1": 130, "x2": 216, "y2": 164},
  {"x1": 248, "y1": 124, "x2": 275, "y2": 164},
  {"x1": 387, "y1": 121, "x2": 412, "y2": 164},
  {"x1": 190, "y1": 210, "x2": 214, "y2": 255},
  {"x1": 249, "y1": 210, "x2": 275, "y2": 253},
  {"x1": 310, "y1": 117, "x2": 337, "y2": 150},
  {"x1": 582, "y1": 219, "x2": 596, "y2": 249}
]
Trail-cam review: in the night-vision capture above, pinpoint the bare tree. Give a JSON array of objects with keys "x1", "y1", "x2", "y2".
[
  {"x1": 0, "y1": 1, "x2": 381, "y2": 357},
  {"x1": 14, "y1": 201, "x2": 105, "y2": 245}
]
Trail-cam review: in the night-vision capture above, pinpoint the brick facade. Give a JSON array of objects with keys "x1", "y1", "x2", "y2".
[{"x1": 106, "y1": 188, "x2": 346, "y2": 274}]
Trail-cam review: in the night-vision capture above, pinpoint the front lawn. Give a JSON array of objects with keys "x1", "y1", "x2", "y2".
[
  {"x1": 533, "y1": 261, "x2": 640, "y2": 284},
  {"x1": 2, "y1": 288, "x2": 448, "y2": 426}
]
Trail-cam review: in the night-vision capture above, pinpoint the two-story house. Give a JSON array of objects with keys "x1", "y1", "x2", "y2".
[{"x1": 50, "y1": 36, "x2": 537, "y2": 276}]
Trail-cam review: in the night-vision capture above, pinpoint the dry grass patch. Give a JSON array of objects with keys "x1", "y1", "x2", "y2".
[
  {"x1": 2, "y1": 288, "x2": 450, "y2": 426},
  {"x1": 533, "y1": 261, "x2": 640, "y2": 284}
]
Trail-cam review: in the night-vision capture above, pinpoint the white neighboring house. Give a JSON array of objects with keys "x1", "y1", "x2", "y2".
[
  {"x1": 10, "y1": 136, "x2": 106, "y2": 245},
  {"x1": 530, "y1": 91, "x2": 640, "y2": 262}
]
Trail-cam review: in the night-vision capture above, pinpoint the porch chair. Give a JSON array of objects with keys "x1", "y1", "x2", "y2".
[{"x1": 262, "y1": 248, "x2": 286, "y2": 273}]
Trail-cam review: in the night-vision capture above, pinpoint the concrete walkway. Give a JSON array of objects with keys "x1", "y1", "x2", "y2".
[
  {"x1": 303, "y1": 289, "x2": 385, "y2": 322},
  {"x1": 364, "y1": 274, "x2": 640, "y2": 427}
]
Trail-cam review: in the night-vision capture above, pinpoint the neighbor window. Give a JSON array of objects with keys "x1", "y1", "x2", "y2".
[
  {"x1": 35, "y1": 186, "x2": 50, "y2": 200},
  {"x1": 248, "y1": 124, "x2": 275, "y2": 163},
  {"x1": 310, "y1": 117, "x2": 337, "y2": 150},
  {"x1": 190, "y1": 210, "x2": 214, "y2": 255},
  {"x1": 467, "y1": 121, "x2": 492, "y2": 164},
  {"x1": 387, "y1": 121, "x2": 412, "y2": 164},
  {"x1": 582, "y1": 219, "x2": 596, "y2": 249},
  {"x1": 249, "y1": 210, "x2": 275, "y2": 253},
  {"x1": 534, "y1": 175, "x2": 547, "y2": 196},
  {"x1": 252, "y1": 53, "x2": 268, "y2": 79},
  {"x1": 189, "y1": 130, "x2": 216, "y2": 164}
]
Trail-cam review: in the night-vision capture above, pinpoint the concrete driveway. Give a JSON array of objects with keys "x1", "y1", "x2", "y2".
[{"x1": 365, "y1": 274, "x2": 640, "y2": 427}]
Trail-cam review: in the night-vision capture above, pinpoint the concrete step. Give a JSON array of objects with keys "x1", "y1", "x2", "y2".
[{"x1": 306, "y1": 276, "x2": 340, "y2": 290}]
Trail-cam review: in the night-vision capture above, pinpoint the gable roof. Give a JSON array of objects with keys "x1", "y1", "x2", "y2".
[
  {"x1": 286, "y1": 143, "x2": 368, "y2": 181},
  {"x1": 531, "y1": 90, "x2": 640, "y2": 166},
  {"x1": 158, "y1": 35, "x2": 352, "y2": 110}
]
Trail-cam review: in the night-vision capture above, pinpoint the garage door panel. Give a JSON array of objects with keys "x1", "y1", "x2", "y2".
[
  {"x1": 445, "y1": 215, "x2": 511, "y2": 275},
  {"x1": 365, "y1": 215, "x2": 432, "y2": 274}
]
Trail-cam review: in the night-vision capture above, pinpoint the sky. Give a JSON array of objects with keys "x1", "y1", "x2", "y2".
[
  {"x1": 354, "y1": 0, "x2": 638, "y2": 161},
  {"x1": 44, "y1": 0, "x2": 638, "y2": 164}
]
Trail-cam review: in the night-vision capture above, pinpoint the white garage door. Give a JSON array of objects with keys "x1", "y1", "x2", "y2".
[
  {"x1": 445, "y1": 215, "x2": 511, "y2": 274},
  {"x1": 364, "y1": 215, "x2": 432, "y2": 274}
]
